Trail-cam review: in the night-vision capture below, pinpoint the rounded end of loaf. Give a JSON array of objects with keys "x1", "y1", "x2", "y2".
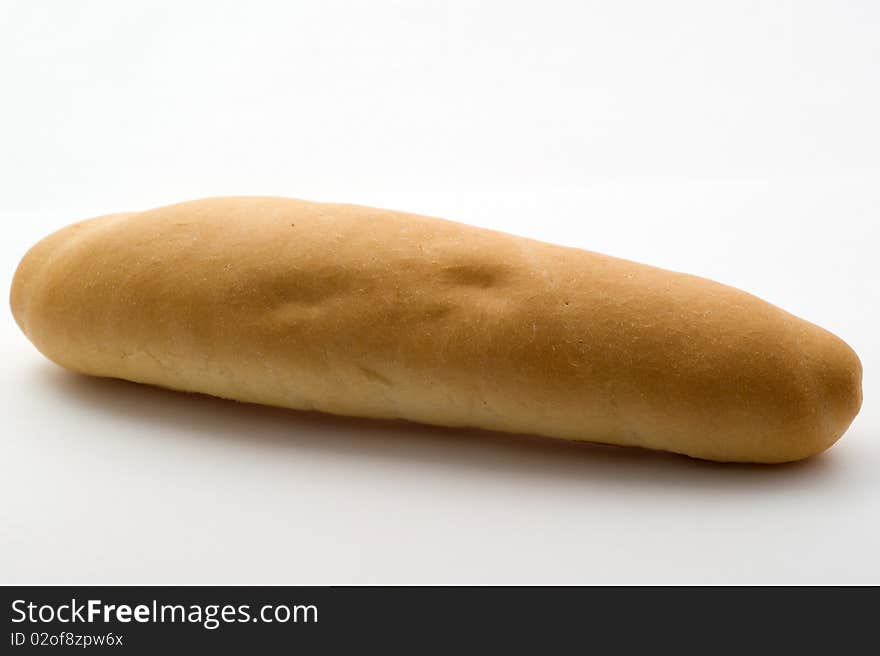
[
  {"x1": 10, "y1": 227, "x2": 63, "y2": 340},
  {"x1": 726, "y1": 325, "x2": 862, "y2": 464},
  {"x1": 10, "y1": 214, "x2": 128, "y2": 364},
  {"x1": 790, "y1": 328, "x2": 863, "y2": 462}
]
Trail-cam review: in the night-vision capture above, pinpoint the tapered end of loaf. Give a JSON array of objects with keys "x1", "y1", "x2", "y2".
[
  {"x1": 10, "y1": 229, "x2": 59, "y2": 338},
  {"x1": 800, "y1": 330, "x2": 863, "y2": 460},
  {"x1": 10, "y1": 214, "x2": 127, "y2": 351},
  {"x1": 740, "y1": 326, "x2": 863, "y2": 464}
]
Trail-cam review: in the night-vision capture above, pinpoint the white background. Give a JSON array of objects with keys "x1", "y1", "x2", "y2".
[{"x1": 1, "y1": 1, "x2": 877, "y2": 584}]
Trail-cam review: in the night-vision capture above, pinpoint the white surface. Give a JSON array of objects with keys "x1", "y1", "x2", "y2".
[{"x1": 1, "y1": 1, "x2": 877, "y2": 584}]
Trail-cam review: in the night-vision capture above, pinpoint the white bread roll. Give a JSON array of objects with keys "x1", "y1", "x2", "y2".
[{"x1": 10, "y1": 197, "x2": 862, "y2": 462}]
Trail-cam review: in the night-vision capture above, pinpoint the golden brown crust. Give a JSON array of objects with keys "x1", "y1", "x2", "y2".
[{"x1": 10, "y1": 196, "x2": 862, "y2": 462}]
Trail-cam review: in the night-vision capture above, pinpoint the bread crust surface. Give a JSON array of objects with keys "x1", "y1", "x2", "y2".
[{"x1": 11, "y1": 197, "x2": 863, "y2": 462}]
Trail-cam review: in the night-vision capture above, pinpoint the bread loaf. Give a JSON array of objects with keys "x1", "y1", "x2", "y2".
[{"x1": 10, "y1": 196, "x2": 862, "y2": 462}]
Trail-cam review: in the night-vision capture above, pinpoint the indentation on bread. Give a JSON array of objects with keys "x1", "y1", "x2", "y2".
[
  {"x1": 439, "y1": 263, "x2": 508, "y2": 289},
  {"x1": 266, "y1": 268, "x2": 356, "y2": 306},
  {"x1": 120, "y1": 348, "x2": 174, "y2": 373},
  {"x1": 358, "y1": 365, "x2": 393, "y2": 387}
]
